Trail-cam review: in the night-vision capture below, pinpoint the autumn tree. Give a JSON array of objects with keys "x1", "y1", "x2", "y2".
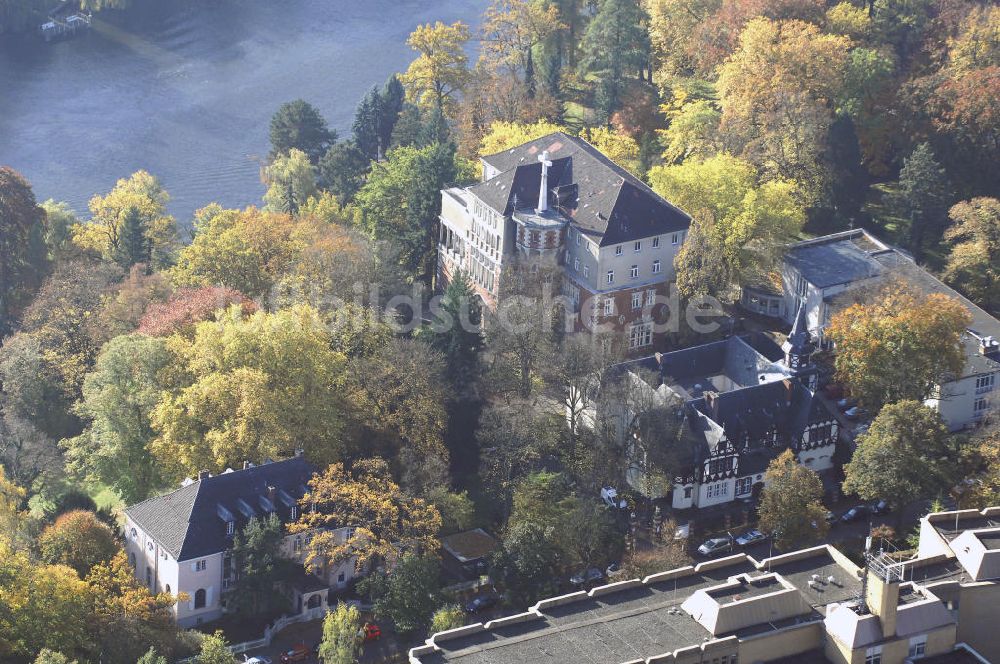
[
  {"x1": 673, "y1": 214, "x2": 730, "y2": 300},
  {"x1": 479, "y1": 119, "x2": 566, "y2": 155},
  {"x1": 360, "y1": 554, "x2": 442, "y2": 636},
  {"x1": 757, "y1": 450, "x2": 828, "y2": 550},
  {"x1": 0, "y1": 547, "x2": 92, "y2": 660},
  {"x1": 90, "y1": 266, "x2": 173, "y2": 345},
  {"x1": 843, "y1": 401, "x2": 954, "y2": 515},
  {"x1": 150, "y1": 306, "x2": 347, "y2": 478},
  {"x1": 34, "y1": 651, "x2": 77, "y2": 664},
  {"x1": 262, "y1": 148, "x2": 319, "y2": 216},
  {"x1": 0, "y1": 166, "x2": 48, "y2": 334},
  {"x1": 431, "y1": 605, "x2": 465, "y2": 633},
  {"x1": 293, "y1": 458, "x2": 441, "y2": 573},
  {"x1": 170, "y1": 205, "x2": 303, "y2": 299},
  {"x1": 0, "y1": 410, "x2": 61, "y2": 497},
  {"x1": 943, "y1": 197, "x2": 1000, "y2": 314},
  {"x1": 401, "y1": 21, "x2": 471, "y2": 114},
  {"x1": 0, "y1": 257, "x2": 122, "y2": 439},
  {"x1": 269, "y1": 99, "x2": 334, "y2": 163},
  {"x1": 658, "y1": 99, "x2": 722, "y2": 164},
  {"x1": 73, "y1": 170, "x2": 178, "y2": 270},
  {"x1": 86, "y1": 552, "x2": 181, "y2": 663},
  {"x1": 318, "y1": 602, "x2": 362, "y2": 664},
  {"x1": 63, "y1": 333, "x2": 171, "y2": 504},
  {"x1": 649, "y1": 154, "x2": 805, "y2": 288},
  {"x1": 717, "y1": 18, "x2": 851, "y2": 199},
  {"x1": 196, "y1": 632, "x2": 237, "y2": 664},
  {"x1": 137, "y1": 286, "x2": 256, "y2": 338},
  {"x1": 38, "y1": 509, "x2": 118, "y2": 577},
  {"x1": 958, "y1": 427, "x2": 1000, "y2": 509},
  {"x1": 480, "y1": 0, "x2": 561, "y2": 77},
  {"x1": 826, "y1": 283, "x2": 971, "y2": 410},
  {"x1": 476, "y1": 402, "x2": 551, "y2": 518}
]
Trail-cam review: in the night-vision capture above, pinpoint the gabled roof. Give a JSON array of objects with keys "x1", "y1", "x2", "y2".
[
  {"x1": 475, "y1": 132, "x2": 690, "y2": 246},
  {"x1": 125, "y1": 456, "x2": 314, "y2": 561}
]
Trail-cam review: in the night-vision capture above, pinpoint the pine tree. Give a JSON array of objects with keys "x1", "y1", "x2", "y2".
[
  {"x1": 114, "y1": 205, "x2": 151, "y2": 270},
  {"x1": 828, "y1": 115, "x2": 868, "y2": 226},
  {"x1": 404, "y1": 142, "x2": 458, "y2": 286},
  {"x1": 353, "y1": 86, "x2": 383, "y2": 162},
  {"x1": 429, "y1": 271, "x2": 483, "y2": 393},
  {"x1": 269, "y1": 99, "x2": 334, "y2": 164},
  {"x1": 379, "y1": 75, "x2": 406, "y2": 154},
  {"x1": 897, "y1": 142, "x2": 951, "y2": 255},
  {"x1": 579, "y1": 0, "x2": 650, "y2": 119}
]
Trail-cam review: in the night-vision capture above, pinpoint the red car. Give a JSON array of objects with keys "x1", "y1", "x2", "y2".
[
  {"x1": 279, "y1": 643, "x2": 311, "y2": 663},
  {"x1": 359, "y1": 622, "x2": 381, "y2": 642}
]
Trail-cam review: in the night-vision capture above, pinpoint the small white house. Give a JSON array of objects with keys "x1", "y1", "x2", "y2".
[{"x1": 124, "y1": 456, "x2": 360, "y2": 627}]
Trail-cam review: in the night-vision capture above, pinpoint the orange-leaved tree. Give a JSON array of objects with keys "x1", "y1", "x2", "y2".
[{"x1": 292, "y1": 458, "x2": 441, "y2": 573}]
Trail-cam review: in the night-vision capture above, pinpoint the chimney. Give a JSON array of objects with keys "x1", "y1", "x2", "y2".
[
  {"x1": 198, "y1": 469, "x2": 211, "y2": 481},
  {"x1": 981, "y1": 336, "x2": 999, "y2": 359},
  {"x1": 865, "y1": 568, "x2": 900, "y2": 639}
]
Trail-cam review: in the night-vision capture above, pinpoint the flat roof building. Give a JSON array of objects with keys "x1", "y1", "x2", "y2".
[{"x1": 411, "y1": 507, "x2": 1000, "y2": 664}]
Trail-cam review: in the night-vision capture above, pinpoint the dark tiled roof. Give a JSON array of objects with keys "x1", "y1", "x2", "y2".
[
  {"x1": 690, "y1": 379, "x2": 831, "y2": 456},
  {"x1": 126, "y1": 457, "x2": 314, "y2": 561},
  {"x1": 475, "y1": 132, "x2": 690, "y2": 246}
]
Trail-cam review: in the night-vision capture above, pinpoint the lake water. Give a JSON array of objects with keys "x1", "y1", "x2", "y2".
[{"x1": 0, "y1": 0, "x2": 485, "y2": 224}]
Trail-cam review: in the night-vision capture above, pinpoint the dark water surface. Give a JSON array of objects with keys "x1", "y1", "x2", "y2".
[{"x1": 0, "y1": 0, "x2": 485, "y2": 224}]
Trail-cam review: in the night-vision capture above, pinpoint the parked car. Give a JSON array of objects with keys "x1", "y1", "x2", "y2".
[
  {"x1": 841, "y1": 505, "x2": 871, "y2": 523},
  {"x1": 245, "y1": 658, "x2": 272, "y2": 664},
  {"x1": 824, "y1": 510, "x2": 838, "y2": 525},
  {"x1": 359, "y1": 622, "x2": 381, "y2": 642},
  {"x1": 465, "y1": 594, "x2": 500, "y2": 613},
  {"x1": 844, "y1": 406, "x2": 867, "y2": 420},
  {"x1": 570, "y1": 567, "x2": 605, "y2": 586},
  {"x1": 734, "y1": 529, "x2": 766, "y2": 547},
  {"x1": 837, "y1": 397, "x2": 856, "y2": 411},
  {"x1": 279, "y1": 644, "x2": 310, "y2": 664},
  {"x1": 871, "y1": 499, "x2": 890, "y2": 515},
  {"x1": 600, "y1": 486, "x2": 627, "y2": 509},
  {"x1": 697, "y1": 537, "x2": 733, "y2": 556}
]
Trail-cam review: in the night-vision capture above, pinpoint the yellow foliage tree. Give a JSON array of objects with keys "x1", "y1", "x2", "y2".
[
  {"x1": 826, "y1": 282, "x2": 972, "y2": 409},
  {"x1": 72, "y1": 171, "x2": 179, "y2": 269},
  {"x1": 480, "y1": 120, "x2": 566, "y2": 156},
  {"x1": 401, "y1": 21, "x2": 471, "y2": 114},
  {"x1": 292, "y1": 458, "x2": 441, "y2": 573}
]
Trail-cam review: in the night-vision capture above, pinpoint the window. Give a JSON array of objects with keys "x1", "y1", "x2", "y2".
[
  {"x1": 865, "y1": 646, "x2": 882, "y2": 664},
  {"x1": 338, "y1": 572, "x2": 346, "y2": 583},
  {"x1": 630, "y1": 264, "x2": 639, "y2": 279},
  {"x1": 629, "y1": 322, "x2": 653, "y2": 349},
  {"x1": 574, "y1": 257, "x2": 580, "y2": 271},
  {"x1": 736, "y1": 477, "x2": 752, "y2": 495},
  {"x1": 671, "y1": 233, "x2": 679, "y2": 245},
  {"x1": 796, "y1": 274, "x2": 808, "y2": 299},
  {"x1": 583, "y1": 265, "x2": 590, "y2": 278},
  {"x1": 146, "y1": 566, "x2": 152, "y2": 586},
  {"x1": 634, "y1": 241, "x2": 642, "y2": 252},
  {"x1": 194, "y1": 588, "x2": 207, "y2": 609},
  {"x1": 226, "y1": 520, "x2": 234, "y2": 536},
  {"x1": 165, "y1": 584, "x2": 171, "y2": 595},
  {"x1": 683, "y1": 487, "x2": 693, "y2": 499},
  {"x1": 607, "y1": 270, "x2": 615, "y2": 284},
  {"x1": 195, "y1": 559, "x2": 207, "y2": 572},
  {"x1": 615, "y1": 245, "x2": 623, "y2": 256},
  {"x1": 147, "y1": 541, "x2": 154, "y2": 551},
  {"x1": 130, "y1": 527, "x2": 137, "y2": 539},
  {"x1": 646, "y1": 289, "x2": 657, "y2": 306},
  {"x1": 603, "y1": 298, "x2": 614, "y2": 316},
  {"x1": 632, "y1": 292, "x2": 642, "y2": 310},
  {"x1": 976, "y1": 374, "x2": 996, "y2": 394},
  {"x1": 129, "y1": 553, "x2": 136, "y2": 568},
  {"x1": 908, "y1": 636, "x2": 927, "y2": 658},
  {"x1": 290, "y1": 505, "x2": 297, "y2": 521},
  {"x1": 576, "y1": 232, "x2": 581, "y2": 246},
  {"x1": 652, "y1": 260, "x2": 661, "y2": 274},
  {"x1": 294, "y1": 536, "x2": 303, "y2": 553},
  {"x1": 975, "y1": 397, "x2": 990, "y2": 415},
  {"x1": 652, "y1": 236, "x2": 660, "y2": 248}
]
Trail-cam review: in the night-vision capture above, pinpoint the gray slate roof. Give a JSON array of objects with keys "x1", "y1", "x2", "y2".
[
  {"x1": 474, "y1": 132, "x2": 690, "y2": 246},
  {"x1": 125, "y1": 456, "x2": 314, "y2": 561}
]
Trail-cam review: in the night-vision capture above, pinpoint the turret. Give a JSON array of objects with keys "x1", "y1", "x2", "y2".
[{"x1": 783, "y1": 302, "x2": 817, "y2": 387}]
